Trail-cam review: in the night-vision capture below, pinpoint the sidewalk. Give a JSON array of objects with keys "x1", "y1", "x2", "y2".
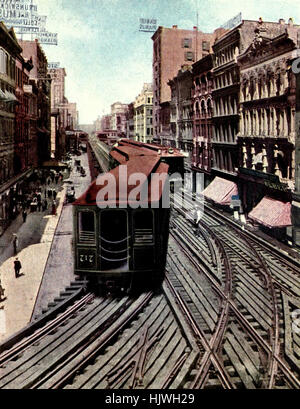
[
  {"x1": 32, "y1": 152, "x2": 92, "y2": 319},
  {"x1": 0, "y1": 180, "x2": 66, "y2": 343}
]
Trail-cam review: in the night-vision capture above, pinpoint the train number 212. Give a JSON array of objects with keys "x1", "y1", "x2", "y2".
[{"x1": 79, "y1": 254, "x2": 94, "y2": 263}]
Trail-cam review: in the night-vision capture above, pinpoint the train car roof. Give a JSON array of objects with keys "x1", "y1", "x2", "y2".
[
  {"x1": 73, "y1": 156, "x2": 169, "y2": 207},
  {"x1": 117, "y1": 139, "x2": 185, "y2": 158},
  {"x1": 110, "y1": 145, "x2": 156, "y2": 164}
]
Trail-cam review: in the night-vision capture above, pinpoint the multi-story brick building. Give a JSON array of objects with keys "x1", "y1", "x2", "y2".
[
  {"x1": 134, "y1": 83, "x2": 153, "y2": 143},
  {"x1": 19, "y1": 39, "x2": 51, "y2": 165},
  {"x1": 152, "y1": 25, "x2": 224, "y2": 143},
  {"x1": 192, "y1": 54, "x2": 214, "y2": 187},
  {"x1": 0, "y1": 24, "x2": 23, "y2": 234},
  {"x1": 14, "y1": 51, "x2": 34, "y2": 175},
  {"x1": 168, "y1": 65, "x2": 193, "y2": 160}
]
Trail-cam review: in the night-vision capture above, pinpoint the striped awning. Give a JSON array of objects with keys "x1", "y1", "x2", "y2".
[
  {"x1": 202, "y1": 176, "x2": 238, "y2": 205},
  {"x1": 248, "y1": 197, "x2": 291, "y2": 228}
]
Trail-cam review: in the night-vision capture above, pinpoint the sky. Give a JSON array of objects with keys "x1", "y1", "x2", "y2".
[{"x1": 16, "y1": 0, "x2": 300, "y2": 124}]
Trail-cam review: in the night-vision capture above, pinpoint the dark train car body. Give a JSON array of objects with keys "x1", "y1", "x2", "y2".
[{"x1": 73, "y1": 155, "x2": 170, "y2": 293}]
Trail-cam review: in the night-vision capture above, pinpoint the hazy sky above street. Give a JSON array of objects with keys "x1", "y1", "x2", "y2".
[{"x1": 29, "y1": 0, "x2": 300, "y2": 124}]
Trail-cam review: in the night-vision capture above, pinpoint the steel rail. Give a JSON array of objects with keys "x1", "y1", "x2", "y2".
[
  {"x1": 0, "y1": 290, "x2": 92, "y2": 365},
  {"x1": 164, "y1": 275, "x2": 235, "y2": 389},
  {"x1": 170, "y1": 213, "x2": 300, "y2": 388},
  {"x1": 31, "y1": 292, "x2": 153, "y2": 389}
]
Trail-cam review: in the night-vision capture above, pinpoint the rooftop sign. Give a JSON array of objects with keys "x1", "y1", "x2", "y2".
[
  {"x1": 0, "y1": 0, "x2": 57, "y2": 45},
  {"x1": 221, "y1": 12, "x2": 242, "y2": 30},
  {"x1": 139, "y1": 18, "x2": 157, "y2": 32},
  {"x1": 48, "y1": 62, "x2": 60, "y2": 69}
]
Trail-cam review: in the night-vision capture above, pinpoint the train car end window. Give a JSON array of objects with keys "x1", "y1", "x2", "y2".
[{"x1": 78, "y1": 211, "x2": 95, "y2": 243}]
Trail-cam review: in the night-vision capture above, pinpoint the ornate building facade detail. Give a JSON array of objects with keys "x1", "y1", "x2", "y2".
[
  {"x1": 237, "y1": 28, "x2": 299, "y2": 214},
  {"x1": 192, "y1": 54, "x2": 213, "y2": 184},
  {"x1": 168, "y1": 65, "x2": 194, "y2": 156}
]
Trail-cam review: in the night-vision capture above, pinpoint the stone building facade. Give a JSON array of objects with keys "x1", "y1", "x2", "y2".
[
  {"x1": 100, "y1": 114, "x2": 112, "y2": 131},
  {"x1": 237, "y1": 27, "x2": 299, "y2": 213},
  {"x1": 192, "y1": 54, "x2": 214, "y2": 186},
  {"x1": 134, "y1": 83, "x2": 153, "y2": 143},
  {"x1": 110, "y1": 102, "x2": 128, "y2": 135},
  {"x1": 125, "y1": 102, "x2": 134, "y2": 139},
  {"x1": 211, "y1": 18, "x2": 300, "y2": 184}
]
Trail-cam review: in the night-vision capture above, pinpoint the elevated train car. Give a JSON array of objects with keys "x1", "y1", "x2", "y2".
[
  {"x1": 111, "y1": 139, "x2": 186, "y2": 177},
  {"x1": 73, "y1": 154, "x2": 170, "y2": 293}
]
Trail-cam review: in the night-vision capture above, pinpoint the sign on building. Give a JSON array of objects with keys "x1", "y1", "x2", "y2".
[
  {"x1": 34, "y1": 31, "x2": 58, "y2": 45},
  {"x1": 230, "y1": 194, "x2": 241, "y2": 208},
  {"x1": 23, "y1": 84, "x2": 32, "y2": 93},
  {"x1": 48, "y1": 62, "x2": 60, "y2": 70},
  {"x1": 139, "y1": 18, "x2": 157, "y2": 32},
  {"x1": 0, "y1": 0, "x2": 58, "y2": 45},
  {"x1": 221, "y1": 12, "x2": 242, "y2": 30}
]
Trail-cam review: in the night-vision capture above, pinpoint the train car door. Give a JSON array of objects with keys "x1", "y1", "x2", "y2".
[{"x1": 99, "y1": 209, "x2": 129, "y2": 271}]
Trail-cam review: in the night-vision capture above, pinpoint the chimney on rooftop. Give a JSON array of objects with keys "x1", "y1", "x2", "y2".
[
  {"x1": 288, "y1": 17, "x2": 294, "y2": 26},
  {"x1": 279, "y1": 18, "x2": 285, "y2": 25},
  {"x1": 172, "y1": 25, "x2": 177, "y2": 29}
]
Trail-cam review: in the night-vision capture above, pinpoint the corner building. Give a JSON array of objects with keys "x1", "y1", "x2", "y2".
[
  {"x1": 236, "y1": 18, "x2": 300, "y2": 239},
  {"x1": 152, "y1": 25, "x2": 223, "y2": 143}
]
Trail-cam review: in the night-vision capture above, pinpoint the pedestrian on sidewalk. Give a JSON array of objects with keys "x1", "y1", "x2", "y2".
[
  {"x1": 13, "y1": 234, "x2": 18, "y2": 255},
  {"x1": 0, "y1": 278, "x2": 5, "y2": 301},
  {"x1": 22, "y1": 210, "x2": 27, "y2": 223},
  {"x1": 42, "y1": 199, "x2": 48, "y2": 211},
  {"x1": 55, "y1": 174, "x2": 59, "y2": 184},
  {"x1": 14, "y1": 258, "x2": 22, "y2": 278},
  {"x1": 37, "y1": 201, "x2": 42, "y2": 212},
  {"x1": 51, "y1": 200, "x2": 57, "y2": 215},
  {"x1": 47, "y1": 177, "x2": 51, "y2": 185},
  {"x1": 53, "y1": 190, "x2": 57, "y2": 200}
]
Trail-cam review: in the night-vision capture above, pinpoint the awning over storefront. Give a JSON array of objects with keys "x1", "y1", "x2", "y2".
[
  {"x1": 202, "y1": 176, "x2": 238, "y2": 205},
  {"x1": 248, "y1": 196, "x2": 291, "y2": 228}
]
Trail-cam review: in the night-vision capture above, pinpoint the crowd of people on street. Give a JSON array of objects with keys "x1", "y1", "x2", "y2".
[
  {"x1": 4, "y1": 168, "x2": 66, "y2": 292},
  {"x1": 17, "y1": 170, "x2": 64, "y2": 220},
  {"x1": 0, "y1": 162, "x2": 74, "y2": 304}
]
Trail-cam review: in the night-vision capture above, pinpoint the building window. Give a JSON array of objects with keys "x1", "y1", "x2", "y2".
[
  {"x1": 185, "y1": 51, "x2": 194, "y2": 62},
  {"x1": 202, "y1": 41, "x2": 210, "y2": 51},
  {"x1": 182, "y1": 38, "x2": 192, "y2": 48}
]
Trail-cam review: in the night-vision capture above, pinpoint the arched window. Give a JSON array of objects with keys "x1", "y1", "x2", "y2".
[
  {"x1": 200, "y1": 100, "x2": 206, "y2": 116},
  {"x1": 207, "y1": 98, "x2": 212, "y2": 117}
]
